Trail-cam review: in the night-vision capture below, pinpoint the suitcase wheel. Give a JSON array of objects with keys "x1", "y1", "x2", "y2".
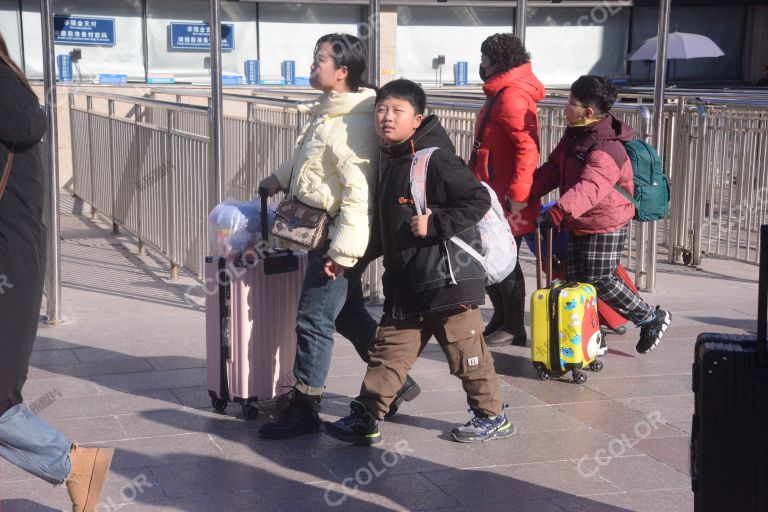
[
  {"x1": 212, "y1": 398, "x2": 228, "y2": 412},
  {"x1": 537, "y1": 369, "x2": 551, "y2": 381},
  {"x1": 572, "y1": 370, "x2": 588, "y2": 384},
  {"x1": 589, "y1": 360, "x2": 604, "y2": 372},
  {"x1": 600, "y1": 325, "x2": 627, "y2": 336},
  {"x1": 242, "y1": 403, "x2": 260, "y2": 420}
]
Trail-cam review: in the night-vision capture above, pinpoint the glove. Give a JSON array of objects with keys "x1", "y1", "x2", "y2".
[{"x1": 537, "y1": 205, "x2": 564, "y2": 230}]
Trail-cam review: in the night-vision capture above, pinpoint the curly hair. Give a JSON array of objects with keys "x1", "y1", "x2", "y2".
[{"x1": 480, "y1": 33, "x2": 530, "y2": 73}]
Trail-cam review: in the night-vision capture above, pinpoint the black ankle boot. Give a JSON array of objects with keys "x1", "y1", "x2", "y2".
[
  {"x1": 483, "y1": 284, "x2": 505, "y2": 336},
  {"x1": 259, "y1": 390, "x2": 321, "y2": 439},
  {"x1": 385, "y1": 375, "x2": 422, "y2": 418},
  {"x1": 484, "y1": 270, "x2": 527, "y2": 347}
]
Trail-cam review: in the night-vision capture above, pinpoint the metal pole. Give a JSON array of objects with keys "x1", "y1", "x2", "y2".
[
  {"x1": 691, "y1": 105, "x2": 707, "y2": 267},
  {"x1": 368, "y1": 0, "x2": 380, "y2": 87},
  {"x1": 17, "y1": 0, "x2": 26, "y2": 73},
  {"x1": 40, "y1": 0, "x2": 61, "y2": 324},
  {"x1": 643, "y1": 0, "x2": 672, "y2": 293},
  {"x1": 515, "y1": 0, "x2": 527, "y2": 43},
  {"x1": 141, "y1": 0, "x2": 149, "y2": 83},
  {"x1": 209, "y1": 0, "x2": 224, "y2": 206}
]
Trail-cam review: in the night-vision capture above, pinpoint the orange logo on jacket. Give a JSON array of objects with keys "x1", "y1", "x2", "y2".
[{"x1": 398, "y1": 196, "x2": 414, "y2": 206}]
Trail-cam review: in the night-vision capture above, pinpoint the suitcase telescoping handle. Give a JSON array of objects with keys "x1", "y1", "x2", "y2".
[
  {"x1": 758, "y1": 225, "x2": 768, "y2": 367},
  {"x1": 534, "y1": 225, "x2": 554, "y2": 290},
  {"x1": 257, "y1": 186, "x2": 299, "y2": 275},
  {"x1": 258, "y1": 186, "x2": 270, "y2": 244}
]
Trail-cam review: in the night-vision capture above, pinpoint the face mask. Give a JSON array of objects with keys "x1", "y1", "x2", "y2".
[
  {"x1": 568, "y1": 117, "x2": 601, "y2": 128},
  {"x1": 479, "y1": 64, "x2": 489, "y2": 82}
]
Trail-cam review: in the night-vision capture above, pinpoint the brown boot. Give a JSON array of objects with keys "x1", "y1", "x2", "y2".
[{"x1": 65, "y1": 443, "x2": 115, "y2": 512}]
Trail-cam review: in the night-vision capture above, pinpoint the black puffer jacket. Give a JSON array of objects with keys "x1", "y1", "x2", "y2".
[
  {"x1": 0, "y1": 63, "x2": 47, "y2": 416},
  {"x1": 373, "y1": 115, "x2": 491, "y2": 320}
]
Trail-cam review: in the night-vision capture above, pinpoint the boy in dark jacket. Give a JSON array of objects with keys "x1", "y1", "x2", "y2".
[
  {"x1": 529, "y1": 75, "x2": 672, "y2": 355},
  {"x1": 321, "y1": 79, "x2": 515, "y2": 445}
]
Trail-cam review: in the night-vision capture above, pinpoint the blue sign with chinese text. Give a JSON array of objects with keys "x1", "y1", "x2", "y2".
[
  {"x1": 245, "y1": 60, "x2": 259, "y2": 85},
  {"x1": 54, "y1": 16, "x2": 116, "y2": 46},
  {"x1": 281, "y1": 60, "x2": 295, "y2": 85},
  {"x1": 170, "y1": 23, "x2": 234, "y2": 51},
  {"x1": 455, "y1": 62, "x2": 468, "y2": 85},
  {"x1": 57, "y1": 55, "x2": 73, "y2": 82}
]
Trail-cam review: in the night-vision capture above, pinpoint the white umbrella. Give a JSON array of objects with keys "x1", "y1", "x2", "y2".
[{"x1": 628, "y1": 32, "x2": 725, "y2": 61}]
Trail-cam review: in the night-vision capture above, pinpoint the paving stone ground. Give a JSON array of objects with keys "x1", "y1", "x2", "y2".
[{"x1": 0, "y1": 195, "x2": 758, "y2": 511}]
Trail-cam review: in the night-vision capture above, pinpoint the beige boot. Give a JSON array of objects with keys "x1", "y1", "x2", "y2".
[{"x1": 65, "y1": 443, "x2": 115, "y2": 512}]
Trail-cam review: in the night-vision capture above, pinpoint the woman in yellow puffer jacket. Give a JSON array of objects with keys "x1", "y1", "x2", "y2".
[{"x1": 258, "y1": 34, "x2": 420, "y2": 440}]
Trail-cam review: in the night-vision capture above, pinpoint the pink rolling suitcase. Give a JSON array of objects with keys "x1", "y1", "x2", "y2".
[{"x1": 205, "y1": 191, "x2": 307, "y2": 419}]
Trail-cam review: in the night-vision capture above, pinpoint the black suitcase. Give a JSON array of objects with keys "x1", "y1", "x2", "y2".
[{"x1": 691, "y1": 225, "x2": 768, "y2": 511}]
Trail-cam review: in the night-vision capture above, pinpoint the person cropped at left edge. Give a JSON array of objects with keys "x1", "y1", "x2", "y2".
[
  {"x1": 0, "y1": 33, "x2": 114, "y2": 512},
  {"x1": 321, "y1": 79, "x2": 516, "y2": 446},
  {"x1": 257, "y1": 34, "x2": 420, "y2": 440}
]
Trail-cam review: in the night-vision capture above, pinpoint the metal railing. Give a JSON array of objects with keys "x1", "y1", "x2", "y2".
[
  {"x1": 69, "y1": 88, "x2": 767, "y2": 301},
  {"x1": 669, "y1": 99, "x2": 768, "y2": 265}
]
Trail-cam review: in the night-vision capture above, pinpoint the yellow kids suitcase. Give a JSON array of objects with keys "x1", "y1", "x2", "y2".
[{"x1": 530, "y1": 227, "x2": 603, "y2": 384}]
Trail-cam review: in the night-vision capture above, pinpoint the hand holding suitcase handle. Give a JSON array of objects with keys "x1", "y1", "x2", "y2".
[{"x1": 534, "y1": 225, "x2": 554, "y2": 290}]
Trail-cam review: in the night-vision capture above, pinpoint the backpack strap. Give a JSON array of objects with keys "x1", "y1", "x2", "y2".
[
  {"x1": 408, "y1": 147, "x2": 439, "y2": 216},
  {"x1": 585, "y1": 140, "x2": 639, "y2": 209},
  {"x1": 0, "y1": 151, "x2": 14, "y2": 201},
  {"x1": 408, "y1": 147, "x2": 486, "y2": 284},
  {"x1": 468, "y1": 87, "x2": 508, "y2": 168},
  {"x1": 613, "y1": 182, "x2": 638, "y2": 208}
]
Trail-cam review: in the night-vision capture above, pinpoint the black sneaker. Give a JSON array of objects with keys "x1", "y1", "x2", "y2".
[
  {"x1": 385, "y1": 376, "x2": 421, "y2": 418},
  {"x1": 636, "y1": 306, "x2": 672, "y2": 354},
  {"x1": 321, "y1": 400, "x2": 382, "y2": 446},
  {"x1": 597, "y1": 335, "x2": 608, "y2": 356},
  {"x1": 451, "y1": 408, "x2": 516, "y2": 443}
]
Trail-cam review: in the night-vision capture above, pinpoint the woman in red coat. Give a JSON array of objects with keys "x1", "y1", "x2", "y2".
[{"x1": 471, "y1": 33, "x2": 545, "y2": 346}]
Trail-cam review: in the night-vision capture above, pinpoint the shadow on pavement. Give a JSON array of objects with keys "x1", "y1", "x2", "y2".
[{"x1": 23, "y1": 338, "x2": 634, "y2": 511}]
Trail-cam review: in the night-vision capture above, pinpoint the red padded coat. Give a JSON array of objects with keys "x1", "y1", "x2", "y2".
[
  {"x1": 529, "y1": 114, "x2": 636, "y2": 234},
  {"x1": 470, "y1": 62, "x2": 546, "y2": 236}
]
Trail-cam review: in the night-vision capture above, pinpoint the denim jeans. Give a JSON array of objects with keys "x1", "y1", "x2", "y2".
[
  {"x1": 0, "y1": 404, "x2": 72, "y2": 484},
  {"x1": 293, "y1": 244, "x2": 378, "y2": 396}
]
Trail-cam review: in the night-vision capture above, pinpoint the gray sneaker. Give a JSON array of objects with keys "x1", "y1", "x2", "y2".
[{"x1": 451, "y1": 409, "x2": 516, "y2": 443}]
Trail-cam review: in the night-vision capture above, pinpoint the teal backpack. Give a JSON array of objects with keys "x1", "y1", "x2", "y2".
[{"x1": 614, "y1": 140, "x2": 670, "y2": 222}]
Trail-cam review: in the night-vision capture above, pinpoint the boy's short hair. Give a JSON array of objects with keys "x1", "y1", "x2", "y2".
[
  {"x1": 570, "y1": 75, "x2": 619, "y2": 115},
  {"x1": 376, "y1": 79, "x2": 427, "y2": 115}
]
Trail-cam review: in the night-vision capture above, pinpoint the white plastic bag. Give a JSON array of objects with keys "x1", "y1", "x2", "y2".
[{"x1": 208, "y1": 197, "x2": 275, "y2": 258}]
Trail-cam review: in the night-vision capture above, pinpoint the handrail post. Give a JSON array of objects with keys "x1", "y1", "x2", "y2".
[
  {"x1": 135, "y1": 102, "x2": 145, "y2": 255},
  {"x1": 108, "y1": 99, "x2": 118, "y2": 233},
  {"x1": 41, "y1": 0, "x2": 61, "y2": 324},
  {"x1": 86, "y1": 95, "x2": 97, "y2": 220},
  {"x1": 691, "y1": 105, "x2": 708, "y2": 267},
  {"x1": 166, "y1": 108, "x2": 178, "y2": 279},
  {"x1": 209, "y1": 0, "x2": 224, "y2": 209},
  {"x1": 633, "y1": 105, "x2": 653, "y2": 290}
]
